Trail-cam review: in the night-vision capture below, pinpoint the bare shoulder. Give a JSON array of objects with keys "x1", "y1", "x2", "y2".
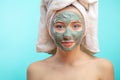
[
  {"x1": 27, "y1": 58, "x2": 51, "y2": 80},
  {"x1": 27, "y1": 61, "x2": 44, "y2": 73},
  {"x1": 96, "y1": 58, "x2": 114, "y2": 68},
  {"x1": 95, "y1": 58, "x2": 114, "y2": 80},
  {"x1": 27, "y1": 56, "x2": 53, "y2": 72}
]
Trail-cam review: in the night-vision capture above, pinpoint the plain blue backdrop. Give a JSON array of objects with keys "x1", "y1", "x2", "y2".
[{"x1": 0, "y1": 0, "x2": 120, "y2": 80}]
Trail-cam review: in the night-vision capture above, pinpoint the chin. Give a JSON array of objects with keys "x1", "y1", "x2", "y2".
[{"x1": 60, "y1": 45, "x2": 76, "y2": 51}]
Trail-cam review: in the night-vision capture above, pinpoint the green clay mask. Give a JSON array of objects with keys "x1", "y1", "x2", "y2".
[{"x1": 51, "y1": 11, "x2": 85, "y2": 51}]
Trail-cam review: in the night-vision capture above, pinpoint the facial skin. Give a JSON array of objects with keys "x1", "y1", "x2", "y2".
[{"x1": 51, "y1": 11, "x2": 85, "y2": 51}]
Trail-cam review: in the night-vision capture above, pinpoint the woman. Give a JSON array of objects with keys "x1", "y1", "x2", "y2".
[{"x1": 27, "y1": 0, "x2": 114, "y2": 80}]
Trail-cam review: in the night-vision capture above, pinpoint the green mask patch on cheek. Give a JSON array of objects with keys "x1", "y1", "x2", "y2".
[{"x1": 51, "y1": 11, "x2": 85, "y2": 51}]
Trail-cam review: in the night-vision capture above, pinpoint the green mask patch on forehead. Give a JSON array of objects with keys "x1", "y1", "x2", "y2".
[{"x1": 53, "y1": 11, "x2": 82, "y2": 24}]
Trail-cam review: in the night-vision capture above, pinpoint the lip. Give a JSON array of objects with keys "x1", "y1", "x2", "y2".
[{"x1": 61, "y1": 41, "x2": 75, "y2": 47}]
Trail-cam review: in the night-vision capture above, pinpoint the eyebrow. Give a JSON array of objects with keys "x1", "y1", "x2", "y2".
[{"x1": 54, "y1": 21, "x2": 66, "y2": 24}]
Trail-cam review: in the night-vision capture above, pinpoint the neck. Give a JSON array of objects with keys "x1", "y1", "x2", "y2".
[{"x1": 54, "y1": 46, "x2": 94, "y2": 66}]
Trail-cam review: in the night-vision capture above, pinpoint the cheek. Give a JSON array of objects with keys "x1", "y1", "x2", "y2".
[
  {"x1": 71, "y1": 25, "x2": 85, "y2": 40},
  {"x1": 72, "y1": 31, "x2": 84, "y2": 40},
  {"x1": 54, "y1": 33, "x2": 63, "y2": 40},
  {"x1": 52, "y1": 26, "x2": 64, "y2": 38},
  {"x1": 52, "y1": 29, "x2": 64, "y2": 41}
]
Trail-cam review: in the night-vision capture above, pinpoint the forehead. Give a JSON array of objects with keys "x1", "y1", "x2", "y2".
[
  {"x1": 54, "y1": 11, "x2": 81, "y2": 22},
  {"x1": 53, "y1": 6, "x2": 84, "y2": 23},
  {"x1": 55, "y1": 6, "x2": 83, "y2": 17}
]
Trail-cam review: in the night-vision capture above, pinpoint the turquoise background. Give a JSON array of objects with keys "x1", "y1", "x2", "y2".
[{"x1": 0, "y1": 0, "x2": 120, "y2": 80}]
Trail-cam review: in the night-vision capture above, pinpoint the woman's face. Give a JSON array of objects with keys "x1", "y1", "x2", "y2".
[{"x1": 51, "y1": 8, "x2": 85, "y2": 51}]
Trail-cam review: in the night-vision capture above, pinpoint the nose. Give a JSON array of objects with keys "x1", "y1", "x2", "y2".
[
  {"x1": 63, "y1": 36, "x2": 71, "y2": 40},
  {"x1": 63, "y1": 28, "x2": 72, "y2": 40}
]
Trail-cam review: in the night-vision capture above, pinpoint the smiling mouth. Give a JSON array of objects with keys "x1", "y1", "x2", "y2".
[{"x1": 61, "y1": 40, "x2": 75, "y2": 47}]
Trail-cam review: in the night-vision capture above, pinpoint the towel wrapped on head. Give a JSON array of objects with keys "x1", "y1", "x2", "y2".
[{"x1": 36, "y1": 0, "x2": 99, "y2": 54}]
